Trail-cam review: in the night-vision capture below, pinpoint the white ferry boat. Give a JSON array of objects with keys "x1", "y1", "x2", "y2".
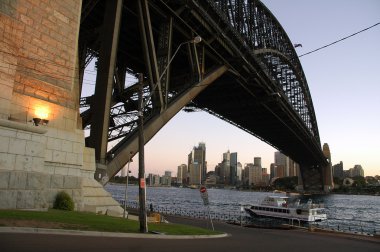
[{"x1": 244, "y1": 195, "x2": 327, "y2": 222}]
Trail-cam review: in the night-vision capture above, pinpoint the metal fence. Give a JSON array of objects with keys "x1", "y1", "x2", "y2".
[
  {"x1": 117, "y1": 199, "x2": 379, "y2": 235},
  {"x1": 118, "y1": 199, "x2": 252, "y2": 225}
]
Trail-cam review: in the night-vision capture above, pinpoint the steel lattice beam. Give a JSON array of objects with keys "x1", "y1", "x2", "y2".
[{"x1": 79, "y1": 0, "x2": 329, "y2": 191}]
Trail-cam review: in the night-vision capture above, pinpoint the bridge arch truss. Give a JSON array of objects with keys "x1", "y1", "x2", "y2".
[{"x1": 79, "y1": 0, "x2": 329, "y2": 191}]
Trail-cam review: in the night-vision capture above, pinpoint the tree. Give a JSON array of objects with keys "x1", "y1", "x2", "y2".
[
  {"x1": 273, "y1": 176, "x2": 298, "y2": 190},
  {"x1": 333, "y1": 177, "x2": 343, "y2": 186},
  {"x1": 352, "y1": 176, "x2": 366, "y2": 188}
]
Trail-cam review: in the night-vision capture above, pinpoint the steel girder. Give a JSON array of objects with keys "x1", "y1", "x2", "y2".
[
  {"x1": 210, "y1": 0, "x2": 320, "y2": 147},
  {"x1": 79, "y1": 0, "x2": 328, "y2": 190}
]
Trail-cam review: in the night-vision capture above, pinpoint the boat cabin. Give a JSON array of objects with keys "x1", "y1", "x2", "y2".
[{"x1": 261, "y1": 196, "x2": 289, "y2": 207}]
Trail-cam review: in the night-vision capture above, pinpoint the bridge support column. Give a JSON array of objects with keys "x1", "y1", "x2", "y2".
[
  {"x1": 322, "y1": 143, "x2": 334, "y2": 192},
  {"x1": 297, "y1": 165, "x2": 304, "y2": 191},
  {"x1": 88, "y1": 0, "x2": 123, "y2": 181},
  {"x1": 322, "y1": 164, "x2": 334, "y2": 192}
]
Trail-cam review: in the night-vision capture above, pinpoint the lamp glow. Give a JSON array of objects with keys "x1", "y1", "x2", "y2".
[
  {"x1": 35, "y1": 107, "x2": 49, "y2": 119},
  {"x1": 32, "y1": 106, "x2": 50, "y2": 126}
]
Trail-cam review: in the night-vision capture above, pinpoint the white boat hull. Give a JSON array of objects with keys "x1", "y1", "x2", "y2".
[{"x1": 245, "y1": 206, "x2": 327, "y2": 222}]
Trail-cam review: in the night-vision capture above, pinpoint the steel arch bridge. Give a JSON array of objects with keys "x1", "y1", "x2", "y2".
[{"x1": 79, "y1": 0, "x2": 332, "y2": 192}]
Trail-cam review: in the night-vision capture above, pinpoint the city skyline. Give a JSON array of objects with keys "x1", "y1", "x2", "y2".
[
  {"x1": 85, "y1": 1, "x2": 379, "y2": 177},
  {"x1": 124, "y1": 147, "x2": 370, "y2": 181}
]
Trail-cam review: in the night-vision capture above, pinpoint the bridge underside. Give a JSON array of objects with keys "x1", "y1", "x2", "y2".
[{"x1": 79, "y1": 0, "x2": 330, "y2": 191}]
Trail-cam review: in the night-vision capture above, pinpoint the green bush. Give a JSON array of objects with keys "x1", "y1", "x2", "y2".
[{"x1": 53, "y1": 191, "x2": 74, "y2": 211}]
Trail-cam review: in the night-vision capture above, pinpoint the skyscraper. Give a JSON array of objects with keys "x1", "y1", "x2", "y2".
[
  {"x1": 274, "y1": 152, "x2": 290, "y2": 176},
  {"x1": 243, "y1": 163, "x2": 262, "y2": 186},
  {"x1": 230, "y1": 152, "x2": 238, "y2": 185},
  {"x1": 237, "y1": 162, "x2": 242, "y2": 182},
  {"x1": 254, "y1": 157, "x2": 262, "y2": 168},
  {"x1": 270, "y1": 163, "x2": 277, "y2": 180},
  {"x1": 274, "y1": 151, "x2": 298, "y2": 177},
  {"x1": 189, "y1": 163, "x2": 201, "y2": 185},
  {"x1": 332, "y1": 161, "x2": 344, "y2": 179},
  {"x1": 177, "y1": 164, "x2": 188, "y2": 184},
  {"x1": 188, "y1": 143, "x2": 207, "y2": 183},
  {"x1": 161, "y1": 171, "x2": 172, "y2": 186},
  {"x1": 221, "y1": 150, "x2": 231, "y2": 184},
  {"x1": 352, "y1": 165, "x2": 364, "y2": 177}
]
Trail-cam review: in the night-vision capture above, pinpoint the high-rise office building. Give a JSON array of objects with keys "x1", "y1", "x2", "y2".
[
  {"x1": 177, "y1": 164, "x2": 188, "y2": 184},
  {"x1": 149, "y1": 173, "x2": 160, "y2": 186},
  {"x1": 188, "y1": 143, "x2": 207, "y2": 183},
  {"x1": 230, "y1": 152, "x2": 238, "y2": 185},
  {"x1": 237, "y1": 162, "x2": 242, "y2": 182},
  {"x1": 270, "y1": 163, "x2": 277, "y2": 180},
  {"x1": 276, "y1": 165, "x2": 286, "y2": 178},
  {"x1": 221, "y1": 150, "x2": 231, "y2": 184},
  {"x1": 189, "y1": 162, "x2": 201, "y2": 185},
  {"x1": 217, "y1": 150, "x2": 238, "y2": 185},
  {"x1": 274, "y1": 152, "x2": 290, "y2": 176},
  {"x1": 254, "y1": 157, "x2": 262, "y2": 168},
  {"x1": 244, "y1": 163, "x2": 262, "y2": 186},
  {"x1": 352, "y1": 165, "x2": 364, "y2": 177},
  {"x1": 161, "y1": 171, "x2": 172, "y2": 186},
  {"x1": 148, "y1": 173, "x2": 154, "y2": 186},
  {"x1": 332, "y1": 161, "x2": 344, "y2": 179},
  {"x1": 274, "y1": 151, "x2": 299, "y2": 177}
]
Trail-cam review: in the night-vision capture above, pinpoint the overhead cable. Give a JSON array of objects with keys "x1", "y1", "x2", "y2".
[{"x1": 299, "y1": 22, "x2": 380, "y2": 58}]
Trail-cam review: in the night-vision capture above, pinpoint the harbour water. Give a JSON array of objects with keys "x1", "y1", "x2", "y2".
[{"x1": 105, "y1": 184, "x2": 380, "y2": 234}]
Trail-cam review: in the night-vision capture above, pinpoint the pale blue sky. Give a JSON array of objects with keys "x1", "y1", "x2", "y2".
[{"x1": 84, "y1": 1, "x2": 380, "y2": 177}]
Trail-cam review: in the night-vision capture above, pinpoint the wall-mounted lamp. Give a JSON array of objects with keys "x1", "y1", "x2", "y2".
[
  {"x1": 32, "y1": 118, "x2": 49, "y2": 126},
  {"x1": 32, "y1": 106, "x2": 50, "y2": 126}
]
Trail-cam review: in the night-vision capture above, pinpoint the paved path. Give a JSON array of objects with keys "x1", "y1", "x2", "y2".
[{"x1": 0, "y1": 216, "x2": 378, "y2": 252}]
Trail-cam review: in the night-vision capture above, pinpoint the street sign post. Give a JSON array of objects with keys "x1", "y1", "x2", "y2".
[
  {"x1": 200, "y1": 186, "x2": 209, "y2": 205},
  {"x1": 199, "y1": 186, "x2": 214, "y2": 231}
]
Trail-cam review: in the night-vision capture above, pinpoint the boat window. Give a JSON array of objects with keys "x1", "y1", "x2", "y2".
[{"x1": 286, "y1": 210, "x2": 289, "y2": 214}]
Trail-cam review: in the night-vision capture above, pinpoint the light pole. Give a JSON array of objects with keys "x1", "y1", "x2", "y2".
[
  {"x1": 158, "y1": 36, "x2": 202, "y2": 82},
  {"x1": 144, "y1": 36, "x2": 203, "y2": 108},
  {"x1": 137, "y1": 36, "x2": 202, "y2": 233},
  {"x1": 123, "y1": 151, "x2": 133, "y2": 219}
]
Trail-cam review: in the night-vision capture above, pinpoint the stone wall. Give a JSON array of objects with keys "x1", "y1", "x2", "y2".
[{"x1": 0, "y1": 0, "x2": 123, "y2": 216}]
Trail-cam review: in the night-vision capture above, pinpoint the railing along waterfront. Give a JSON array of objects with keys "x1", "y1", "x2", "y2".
[
  {"x1": 119, "y1": 199, "x2": 255, "y2": 226},
  {"x1": 117, "y1": 199, "x2": 379, "y2": 235}
]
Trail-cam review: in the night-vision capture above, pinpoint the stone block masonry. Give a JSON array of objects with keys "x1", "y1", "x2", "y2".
[{"x1": 0, "y1": 1, "x2": 123, "y2": 216}]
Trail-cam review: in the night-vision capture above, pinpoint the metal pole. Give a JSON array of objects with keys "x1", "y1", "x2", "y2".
[
  {"x1": 123, "y1": 151, "x2": 133, "y2": 218},
  {"x1": 138, "y1": 73, "x2": 148, "y2": 233},
  {"x1": 240, "y1": 204, "x2": 243, "y2": 227},
  {"x1": 207, "y1": 205, "x2": 214, "y2": 231}
]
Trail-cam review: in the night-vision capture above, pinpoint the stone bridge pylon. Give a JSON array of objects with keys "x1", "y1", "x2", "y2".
[{"x1": 0, "y1": 0, "x2": 123, "y2": 215}]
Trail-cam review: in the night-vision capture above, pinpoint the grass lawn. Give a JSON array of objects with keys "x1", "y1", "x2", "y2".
[{"x1": 0, "y1": 209, "x2": 221, "y2": 235}]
